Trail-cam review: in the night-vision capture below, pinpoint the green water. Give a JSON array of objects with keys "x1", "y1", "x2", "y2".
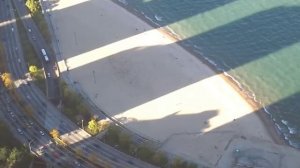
[{"x1": 118, "y1": 0, "x2": 300, "y2": 147}]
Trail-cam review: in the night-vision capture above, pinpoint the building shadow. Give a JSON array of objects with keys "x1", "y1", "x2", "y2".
[
  {"x1": 116, "y1": 93, "x2": 300, "y2": 167},
  {"x1": 116, "y1": 0, "x2": 237, "y2": 27}
]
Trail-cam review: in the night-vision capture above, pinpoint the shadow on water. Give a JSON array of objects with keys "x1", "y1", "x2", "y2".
[
  {"x1": 123, "y1": 0, "x2": 238, "y2": 26},
  {"x1": 264, "y1": 92, "x2": 300, "y2": 148},
  {"x1": 178, "y1": 6, "x2": 300, "y2": 70},
  {"x1": 49, "y1": 1, "x2": 300, "y2": 72}
]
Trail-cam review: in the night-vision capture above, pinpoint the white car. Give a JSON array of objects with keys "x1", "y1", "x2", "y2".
[
  {"x1": 17, "y1": 128, "x2": 23, "y2": 134},
  {"x1": 47, "y1": 73, "x2": 51, "y2": 78},
  {"x1": 39, "y1": 131, "x2": 45, "y2": 136}
]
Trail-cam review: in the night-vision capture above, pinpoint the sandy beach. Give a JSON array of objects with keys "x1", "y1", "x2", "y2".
[{"x1": 48, "y1": 0, "x2": 287, "y2": 166}]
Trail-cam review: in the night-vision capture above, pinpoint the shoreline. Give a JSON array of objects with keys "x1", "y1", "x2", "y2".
[{"x1": 111, "y1": 0, "x2": 285, "y2": 146}]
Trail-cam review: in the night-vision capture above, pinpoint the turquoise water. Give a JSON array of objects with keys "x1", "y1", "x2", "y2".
[{"x1": 117, "y1": 0, "x2": 300, "y2": 147}]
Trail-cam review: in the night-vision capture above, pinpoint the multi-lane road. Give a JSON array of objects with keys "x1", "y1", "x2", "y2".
[
  {"x1": 1, "y1": 0, "x2": 158, "y2": 167},
  {"x1": 12, "y1": 0, "x2": 60, "y2": 103}
]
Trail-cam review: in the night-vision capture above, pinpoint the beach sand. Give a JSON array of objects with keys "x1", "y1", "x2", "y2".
[{"x1": 49, "y1": 0, "x2": 281, "y2": 166}]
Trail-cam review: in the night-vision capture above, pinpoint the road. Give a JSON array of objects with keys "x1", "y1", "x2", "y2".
[
  {"x1": 1, "y1": 0, "x2": 159, "y2": 168},
  {"x1": 12, "y1": 0, "x2": 60, "y2": 102},
  {"x1": 0, "y1": 1, "x2": 98, "y2": 167}
]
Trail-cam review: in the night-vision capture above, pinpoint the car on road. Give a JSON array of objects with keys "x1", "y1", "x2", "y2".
[
  {"x1": 39, "y1": 131, "x2": 45, "y2": 136},
  {"x1": 74, "y1": 160, "x2": 81, "y2": 167},
  {"x1": 25, "y1": 122, "x2": 31, "y2": 128},
  {"x1": 17, "y1": 128, "x2": 23, "y2": 135},
  {"x1": 47, "y1": 73, "x2": 51, "y2": 78},
  {"x1": 26, "y1": 95, "x2": 31, "y2": 99},
  {"x1": 10, "y1": 112, "x2": 15, "y2": 118},
  {"x1": 29, "y1": 120, "x2": 34, "y2": 125},
  {"x1": 41, "y1": 49, "x2": 49, "y2": 62}
]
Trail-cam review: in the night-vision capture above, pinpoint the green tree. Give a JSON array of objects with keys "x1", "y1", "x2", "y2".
[
  {"x1": 104, "y1": 125, "x2": 120, "y2": 145},
  {"x1": 29, "y1": 65, "x2": 38, "y2": 73},
  {"x1": 152, "y1": 151, "x2": 168, "y2": 167},
  {"x1": 137, "y1": 146, "x2": 155, "y2": 162},
  {"x1": 25, "y1": 0, "x2": 41, "y2": 14},
  {"x1": 6, "y1": 148, "x2": 22, "y2": 168},
  {"x1": 88, "y1": 119, "x2": 98, "y2": 135},
  {"x1": 187, "y1": 163, "x2": 198, "y2": 168},
  {"x1": 118, "y1": 133, "x2": 131, "y2": 152},
  {"x1": 0, "y1": 147, "x2": 8, "y2": 163},
  {"x1": 171, "y1": 157, "x2": 188, "y2": 168}
]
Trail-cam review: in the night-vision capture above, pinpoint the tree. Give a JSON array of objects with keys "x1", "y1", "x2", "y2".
[
  {"x1": 187, "y1": 163, "x2": 198, "y2": 168},
  {"x1": 88, "y1": 119, "x2": 98, "y2": 135},
  {"x1": 152, "y1": 151, "x2": 168, "y2": 167},
  {"x1": 137, "y1": 145, "x2": 155, "y2": 162},
  {"x1": 25, "y1": 0, "x2": 41, "y2": 14},
  {"x1": 104, "y1": 125, "x2": 120, "y2": 145},
  {"x1": 1, "y1": 73, "x2": 13, "y2": 88},
  {"x1": 0, "y1": 147, "x2": 8, "y2": 163},
  {"x1": 6, "y1": 148, "x2": 22, "y2": 168},
  {"x1": 29, "y1": 65, "x2": 38, "y2": 73},
  {"x1": 50, "y1": 129, "x2": 60, "y2": 139},
  {"x1": 118, "y1": 133, "x2": 131, "y2": 152},
  {"x1": 98, "y1": 120, "x2": 110, "y2": 132},
  {"x1": 171, "y1": 157, "x2": 188, "y2": 168}
]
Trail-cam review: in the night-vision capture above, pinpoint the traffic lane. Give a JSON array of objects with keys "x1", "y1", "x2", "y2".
[
  {"x1": 13, "y1": 0, "x2": 60, "y2": 103},
  {"x1": 46, "y1": 77, "x2": 60, "y2": 100},
  {"x1": 13, "y1": 0, "x2": 58, "y2": 73},
  {"x1": 1, "y1": 93, "x2": 75, "y2": 167},
  {"x1": 13, "y1": 0, "x2": 60, "y2": 97},
  {"x1": 3, "y1": 3, "x2": 94, "y2": 167}
]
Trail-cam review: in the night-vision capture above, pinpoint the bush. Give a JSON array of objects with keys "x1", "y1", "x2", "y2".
[
  {"x1": 60, "y1": 81, "x2": 92, "y2": 124},
  {"x1": 152, "y1": 152, "x2": 168, "y2": 167},
  {"x1": 137, "y1": 145, "x2": 155, "y2": 163}
]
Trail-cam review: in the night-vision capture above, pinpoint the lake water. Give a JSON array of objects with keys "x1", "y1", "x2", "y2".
[{"x1": 117, "y1": 0, "x2": 300, "y2": 148}]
